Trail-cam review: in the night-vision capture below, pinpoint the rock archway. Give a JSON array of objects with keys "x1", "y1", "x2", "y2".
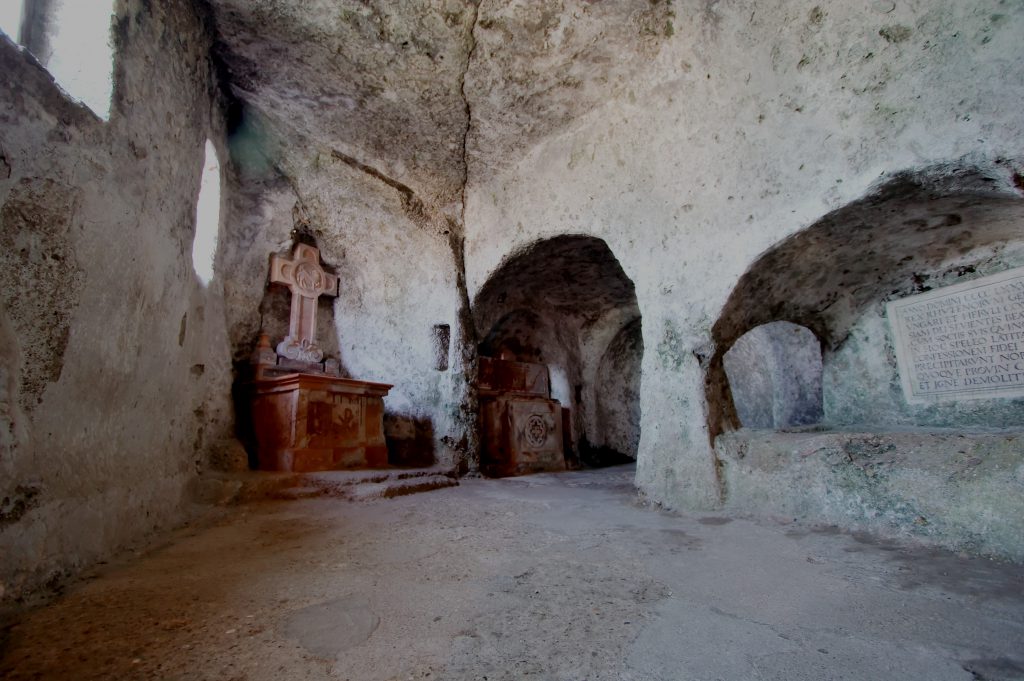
[
  {"x1": 474, "y1": 235, "x2": 642, "y2": 467},
  {"x1": 707, "y1": 163, "x2": 1024, "y2": 557},
  {"x1": 708, "y1": 165, "x2": 1024, "y2": 439}
]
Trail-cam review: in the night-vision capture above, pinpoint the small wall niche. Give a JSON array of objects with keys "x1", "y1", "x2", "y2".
[{"x1": 432, "y1": 324, "x2": 450, "y2": 371}]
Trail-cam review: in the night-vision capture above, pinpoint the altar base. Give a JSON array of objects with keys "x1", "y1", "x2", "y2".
[{"x1": 249, "y1": 373, "x2": 392, "y2": 472}]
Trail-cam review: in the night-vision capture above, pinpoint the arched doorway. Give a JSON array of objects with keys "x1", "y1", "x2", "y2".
[{"x1": 474, "y1": 235, "x2": 642, "y2": 472}]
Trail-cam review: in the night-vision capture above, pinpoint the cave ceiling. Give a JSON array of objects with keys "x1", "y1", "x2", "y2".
[{"x1": 207, "y1": 0, "x2": 675, "y2": 207}]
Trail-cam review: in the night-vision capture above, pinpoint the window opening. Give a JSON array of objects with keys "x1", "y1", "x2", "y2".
[
  {"x1": 3, "y1": 1, "x2": 116, "y2": 119},
  {"x1": 46, "y1": 1, "x2": 115, "y2": 118},
  {"x1": 192, "y1": 140, "x2": 222, "y2": 287},
  {"x1": 0, "y1": 0, "x2": 23, "y2": 41}
]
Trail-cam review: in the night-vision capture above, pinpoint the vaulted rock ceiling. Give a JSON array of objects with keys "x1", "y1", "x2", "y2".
[{"x1": 207, "y1": 0, "x2": 676, "y2": 208}]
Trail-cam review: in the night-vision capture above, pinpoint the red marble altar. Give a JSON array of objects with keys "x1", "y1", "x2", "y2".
[
  {"x1": 246, "y1": 243, "x2": 392, "y2": 472},
  {"x1": 478, "y1": 356, "x2": 567, "y2": 477},
  {"x1": 249, "y1": 372, "x2": 391, "y2": 472}
]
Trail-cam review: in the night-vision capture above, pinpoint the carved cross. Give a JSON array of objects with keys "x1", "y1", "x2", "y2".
[{"x1": 269, "y1": 243, "x2": 338, "y2": 363}]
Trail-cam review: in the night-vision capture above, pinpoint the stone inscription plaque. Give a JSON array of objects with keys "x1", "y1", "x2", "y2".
[{"x1": 887, "y1": 266, "x2": 1024, "y2": 404}]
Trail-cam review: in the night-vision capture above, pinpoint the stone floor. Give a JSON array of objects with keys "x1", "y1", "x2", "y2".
[{"x1": 2, "y1": 465, "x2": 1023, "y2": 681}]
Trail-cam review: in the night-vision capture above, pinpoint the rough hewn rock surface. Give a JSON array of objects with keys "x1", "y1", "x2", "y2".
[
  {"x1": 594, "y1": 317, "x2": 643, "y2": 459},
  {"x1": 724, "y1": 321, "x2": 823, "y2": 429},
  {"x1": 0, "y1": 0, "x2": 232, "y2": 606},
  {"x1": 210, "y1": 0, "x2": 476, "y2": 208},
  {"x1": 717, "y1": 429, "x2": 1024, "y2": 560}
]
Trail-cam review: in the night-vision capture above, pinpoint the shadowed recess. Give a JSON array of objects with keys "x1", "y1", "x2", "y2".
[{"x1": 473, "y1": 235, "x2": 642, "y2": 465}]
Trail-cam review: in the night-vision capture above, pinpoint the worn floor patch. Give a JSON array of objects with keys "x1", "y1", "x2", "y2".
[{"x1": 279, "y1": 595, "x2": 379, "y2": 658}]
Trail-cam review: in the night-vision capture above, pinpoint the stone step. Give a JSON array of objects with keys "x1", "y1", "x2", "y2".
[
  {"x1": 194, "y1": 466, "x2": 459, "y2": 505},
  {"x1": 351, "y1": 474, "x2": 459, "y2": 501},
  {"x1": 271, "y1": 486, "x2": 323, "y2": 500}
]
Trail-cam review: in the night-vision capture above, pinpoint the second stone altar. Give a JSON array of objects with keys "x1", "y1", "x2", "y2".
[
  {"x1": 246, "y1": 242, "x2": 392, "y2": 472},
  {"x1": 478, "y1": 355, "x2": 568, "y2": 477}
]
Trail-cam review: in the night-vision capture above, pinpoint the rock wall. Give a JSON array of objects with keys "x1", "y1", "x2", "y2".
[
  {"x1": 463, "y1": 0, "x2": 1024, "y2": 510},
  {"x1": 0, "y1": 0, "x2": 232, "y2": 606},
  {"x1": 592, "y1": 317, "x2": 644, "y2": 459},
  {"x1": 717, "y1": 429, "x2": 1024, "y2": 561}
]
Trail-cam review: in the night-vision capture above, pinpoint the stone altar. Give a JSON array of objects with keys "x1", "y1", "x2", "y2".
[
  {"x1": 246, "y1": 243, "x2": 392, "y2": 472},
  {"x1": 478, "y1": 356, "x2": 567, "y2": 477}
]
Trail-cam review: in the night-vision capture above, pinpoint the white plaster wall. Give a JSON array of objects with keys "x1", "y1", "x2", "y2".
[{"x1": 464, "y1": 0, "x2": 1024, "y2": 509}]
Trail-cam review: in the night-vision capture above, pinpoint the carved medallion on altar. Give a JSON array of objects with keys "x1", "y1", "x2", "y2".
[{"x1": 478, "y1": 356, "x2": 567, "y2": 477}]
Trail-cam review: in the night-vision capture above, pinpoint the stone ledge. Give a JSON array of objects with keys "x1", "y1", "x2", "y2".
[
  {"x1": 191, "y1": 467, "x2": 459, "y2": 505},
  {"x1": 716, "y1": 428, "x2": 1024, "y2": 561}
]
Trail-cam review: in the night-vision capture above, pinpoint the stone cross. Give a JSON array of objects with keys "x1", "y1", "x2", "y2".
[{"x1": 269, "y1": 243, "x2": 338, "y2": 363}]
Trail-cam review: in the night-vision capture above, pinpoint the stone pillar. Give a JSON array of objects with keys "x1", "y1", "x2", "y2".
[{"x1": 634, "y1": 311, "x2": 722, "y2": 511}]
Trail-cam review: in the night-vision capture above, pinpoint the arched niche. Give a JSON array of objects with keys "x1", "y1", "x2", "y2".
[
  {"x1": 473, "y1": 235, "x2": 642, "y2": 466},
  {"x1": 723, "y1": 321, "x2": 823, "y2": 430},
  {"x1": 708, "y1": 164, "x2": 1024, "y2": 439}
]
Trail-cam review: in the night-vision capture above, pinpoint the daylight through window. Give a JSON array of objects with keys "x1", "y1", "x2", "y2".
[
  {"x1": 0, "y1": 0, "x2": 23, "y2": 41},
  {"x1": 192, "y1": 140, "x2": 222, "y2": 287}
]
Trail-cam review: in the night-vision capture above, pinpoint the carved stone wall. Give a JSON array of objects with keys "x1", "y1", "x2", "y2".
[{"x1": 0, "y1": 1, "x2": 231, "y2": 605}]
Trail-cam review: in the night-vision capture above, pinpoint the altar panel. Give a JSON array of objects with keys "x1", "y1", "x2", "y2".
[{"x1": 478, "y1": 356, "x2": 567, "y2": 477}]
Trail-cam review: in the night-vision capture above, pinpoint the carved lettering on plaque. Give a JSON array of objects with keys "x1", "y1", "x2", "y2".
[{"x1": 886, "y1": 266, "x2": 1024, "y2": 404}]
